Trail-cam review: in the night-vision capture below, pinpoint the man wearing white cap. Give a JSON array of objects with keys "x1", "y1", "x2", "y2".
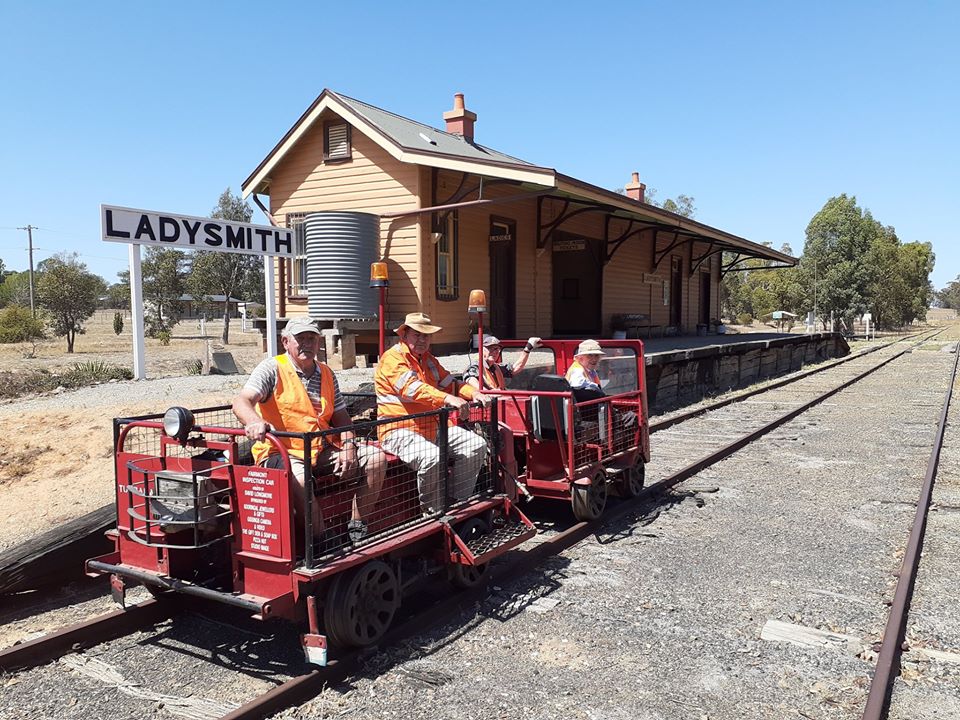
[
  {"x1": 463, "y1": 335, "x2": 541, "y2": 391},
  {"x1": 233, "y1": 317, "x2": 387, "y2": 544},
  {"x1": 565, "y1": 339, "x2": 606, "y2": 392},
  {"x1": 375, "y1": 312, "x2": 493, "y2": 513}
]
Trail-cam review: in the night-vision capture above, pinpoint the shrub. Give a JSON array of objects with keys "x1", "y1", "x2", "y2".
[
  {"x1": 61, "y1": 361, "x2": 134, "y2": 387},
  {"x1": 186, "y1": 358, "x2": 203, "y2": 375},
  {"x1": 158, "y1": 330, "x2": 171, "y2": 346},
  {"x1": 0, "y1": 362, "x2": 133, "y2": 400},
  {"x1": 0, "y1": 305, "x2": 45, "y2": 344},
  {"x1": 113, "y1": 311, "x2": 124, "y2": 336},
  {"x1": 0, "y1": 370, "x2": 59, "y2": 399},
  {"x1": 737, "y1": 313, "x2": 753, "y2": 326}
]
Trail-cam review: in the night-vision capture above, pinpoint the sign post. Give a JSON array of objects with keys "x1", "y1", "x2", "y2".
[
  {"x1": 101, "y1": 204, "x2": 296, "y2": 379},
  {"x1": 128, "y1": 244, "x2": 146, "y2": 380}
]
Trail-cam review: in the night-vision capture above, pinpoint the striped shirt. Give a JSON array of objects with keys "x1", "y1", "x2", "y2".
[{"x1": 244, "y1": 355, "x2": 346, "y2": 414}]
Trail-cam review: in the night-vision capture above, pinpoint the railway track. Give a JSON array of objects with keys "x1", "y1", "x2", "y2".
[
  {"x1": 0, "y1": 330, "x2": 949, "y2": 719},
  {"x1": 865, "y1": 335, "x2": 960, "y2": 719}
]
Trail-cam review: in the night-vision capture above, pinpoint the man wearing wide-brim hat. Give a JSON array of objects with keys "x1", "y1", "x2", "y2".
[{"x1": 375, "y1": 311, "x2": 493, "y2": 513}]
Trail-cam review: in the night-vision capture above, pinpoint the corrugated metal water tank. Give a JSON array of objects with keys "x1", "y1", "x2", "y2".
[{"x1": 305, "y1": 211, "x2": 379, "y2": 319}]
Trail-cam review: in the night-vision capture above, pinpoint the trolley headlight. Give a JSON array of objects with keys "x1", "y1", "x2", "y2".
[{"x1": 162, "y1": 406, "x2": 195, "y2": 443}]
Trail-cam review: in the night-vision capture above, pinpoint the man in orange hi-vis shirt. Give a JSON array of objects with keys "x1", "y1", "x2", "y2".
[{"x1": 375, "y1": 312, "x2": 493, "y2": 513}]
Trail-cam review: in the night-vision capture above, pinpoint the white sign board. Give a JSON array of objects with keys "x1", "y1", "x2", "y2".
[
  {"x1": 102, "y1": 203, "x2": 286, "y2": 381},
  {"x1": 101, "y1": 205, "x2": 296, "y2": 258}
]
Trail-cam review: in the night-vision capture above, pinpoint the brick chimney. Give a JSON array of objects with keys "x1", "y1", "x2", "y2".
[
  {"x1": 625, "y1": 172, "x2": 646, "y2": 202},
  {"x1": 443, "y1": 92, "x2": 477, "y2": 142}
]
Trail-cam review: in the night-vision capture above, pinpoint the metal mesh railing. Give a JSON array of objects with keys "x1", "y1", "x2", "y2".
[
  {"x1": 112, "y1": 401, "x2": 500, "y2": 568},
  {"x1": 571, "y1": 395, "x2": 641, "y2": 468},
  {"x1": 282, "y1": 402, "x2": 500, "y2": 568},
  {"x1": 117, "y1": 406, "x2": 242, "y2": 458}
]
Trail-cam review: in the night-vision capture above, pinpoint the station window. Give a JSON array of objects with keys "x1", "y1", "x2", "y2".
[
  {"x1": 324, "y1": 122, "x2": 351, "y2": 162},
  {"x1": 435, "y1": 211, "x2": 459, "y2": 301},
  {"x1": 286, "y1": 212, "x2": 308, "y2": 297}
]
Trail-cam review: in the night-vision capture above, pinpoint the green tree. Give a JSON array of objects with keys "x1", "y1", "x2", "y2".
[
  {"x1": 141, "y1": 247, "x2": 187, "y2": 336},
  {"x1": 187, "y1": 188, "x2": 261, "y2": 344},
  {"x1": 35, "y1": 253, "x2": 106, "y2": 352},
  {"x1": 801, "y1": 195, "x2": 879, "y2": 328},
  {"x1": 936, "y1": 276, "x2": 960, "y2": 309},
  {"x1": 0, "y1": 305, "x2": 45, "y2": 345},
  {"x1": 0, "y1": 271, "x2": 33, "y2": 308},
  {"x1": 897, "y1": 242, "x2": 934, "y2": 325},
  {"x1": 105, "y1": 279, "x2": 131, "y2": 309},
  {"x1": 660, "y1": 194, "x2": 696, "y2": 218}
]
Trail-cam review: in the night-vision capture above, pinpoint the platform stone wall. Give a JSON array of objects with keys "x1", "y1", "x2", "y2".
[{"x1": 645, "y1": 333, "x2": 850, "y2": 413}]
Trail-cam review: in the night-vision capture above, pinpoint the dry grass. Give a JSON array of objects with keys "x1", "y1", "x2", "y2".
[{"x1": 0, "y1": 309, "x2": 265, "y2": 378}]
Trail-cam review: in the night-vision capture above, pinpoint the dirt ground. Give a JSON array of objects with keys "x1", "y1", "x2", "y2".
[
  {"x1": 0, "y1": 311, "x2": 264, "y2": 551},
  {"x1": 0, "y1": 309, "x2": 265, "y2": 377}
]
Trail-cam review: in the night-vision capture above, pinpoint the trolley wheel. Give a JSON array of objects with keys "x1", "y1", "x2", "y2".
[
  {"x1": 323, "y1": 560, "x2": 400, "y2": 648},
  {"x1": 450, "y1": 517, "x2": 490, "y2": 589},
  {"x1": 571, "y1": 470, "x2": 607, "y2": 521},
  {"x1": 619, "y1": 458, "x2": 645, "y2": 498}
]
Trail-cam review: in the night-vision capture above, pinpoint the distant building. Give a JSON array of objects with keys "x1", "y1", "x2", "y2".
[
  {"x1": 242, "y1": 90, "x2": 794, "y2": 351},
  {"x1": 178, "y1": 294, "x2": 242, "y2": 320}
]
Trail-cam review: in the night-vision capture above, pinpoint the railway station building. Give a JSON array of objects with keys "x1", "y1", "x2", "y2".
[{"x1": 242, "y1": 90, "x2": 795, "y2": 354}]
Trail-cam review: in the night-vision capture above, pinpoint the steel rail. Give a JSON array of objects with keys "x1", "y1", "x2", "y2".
[
  {"x1": 861, "y1": 340, "x2": 960, "y2": 719},
  {"x1": 217, "y1": 333, "x2": 928, "y2": 719},
  {"x1": 0, "y1": 596, "x2": 182, "y2": 673}
]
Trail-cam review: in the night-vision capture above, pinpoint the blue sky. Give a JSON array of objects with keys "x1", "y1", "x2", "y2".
[{"x1": 1, "y1": 2, "x2": 957, "y2": 290}]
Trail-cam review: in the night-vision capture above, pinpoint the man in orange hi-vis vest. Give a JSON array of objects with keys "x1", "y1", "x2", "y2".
[
  {"x1": 233, "y1": 317, "x2": 387, "y2": 544},
  {"x1": 375, "y1": 312, "x2": 493, "y2": 513}
]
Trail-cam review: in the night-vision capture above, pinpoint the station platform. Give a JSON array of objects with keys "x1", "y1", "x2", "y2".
[{"x1": 639, "y1": 331, "x2": 850, "y2": 412}]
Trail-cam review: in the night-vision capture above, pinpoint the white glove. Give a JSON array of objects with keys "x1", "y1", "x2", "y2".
[{"x1": 525, "y1": 337, "x2": 542, "y2": 352}]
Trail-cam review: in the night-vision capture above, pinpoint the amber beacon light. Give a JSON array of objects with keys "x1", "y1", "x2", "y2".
[
  {"x1": 468, "y1": 289, "x2": 487, "y2": 314},
  {"x1": 369, "y1": 262, "x2": 389, "y2": 287}
]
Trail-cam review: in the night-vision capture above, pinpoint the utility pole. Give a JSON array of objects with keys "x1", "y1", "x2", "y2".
[{"x1": 16, "y1": 224, "x2": 36, "y2": 317}]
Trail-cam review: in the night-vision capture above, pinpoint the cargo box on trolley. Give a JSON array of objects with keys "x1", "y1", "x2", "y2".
[{"x1": 87, "y1": 399, "x2": 535, "y2": 665}]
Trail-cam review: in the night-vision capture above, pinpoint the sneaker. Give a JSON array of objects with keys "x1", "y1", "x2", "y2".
[{"x1": 347, "y1": 519, "x2": 368, "y2": 545}]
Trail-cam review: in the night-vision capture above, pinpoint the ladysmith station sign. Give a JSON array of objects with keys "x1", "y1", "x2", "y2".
[
  {"x1": 101, "y1": 204, "x2": 292, "y2": 380},
  {"x1": 101, "y1": 205, "x2": 295, "y2": 257}
]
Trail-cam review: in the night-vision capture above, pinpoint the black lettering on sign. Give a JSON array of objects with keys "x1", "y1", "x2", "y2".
[
  {"x1": 226, "y1": 225, "x2": 246, "y2": 249},
  {"x1": 275, "y1": 230, "x2": 292, "y2": 254},
  {"x1": 104, "y1": 209, "x2": 130, "y2": 238},
  {"x1": 182, "y1": 220, "x2": 201, "y2": 244},
  {"x1": 204, "y1": 222, "x2": 222, "y2": 246},
  {"x1": 255, "y1": 228, "x2": 272, "y2": 251},
  {"x1": 159, "y1": 216, "x2": 180, "y2": 243},
  {"x1": 134, "y1": 215, "x2": 157, "y2": 242}
]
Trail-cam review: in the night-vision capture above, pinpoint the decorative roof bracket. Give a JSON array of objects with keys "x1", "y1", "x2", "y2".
[
  {"x1": 690, "y1": 242, "x2": 721, "y2": 273},
  {"x1": 537, "y1": 196, "x2": 608, "y2": 249},
  {"x1": 653, "y1": 232, "x2": 693, "y2": 270}
]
